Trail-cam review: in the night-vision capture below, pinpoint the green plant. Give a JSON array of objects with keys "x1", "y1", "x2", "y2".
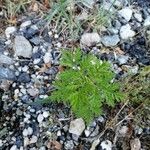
[
  {"x1": 49, "y1": 49, "x2": 123, "y2": 123},
  {"x1": 44, "y1": 0, "x2": 115, "y2": 40},
  {"x1": 45, "y1": 0, "x2": 82, "y2": 39},
  {"x1": 3, "y1": 0, "x2": 31, "y2": 21},
  {"x1": 123, "y1": 66, "x2": 150, "y2": 127}
]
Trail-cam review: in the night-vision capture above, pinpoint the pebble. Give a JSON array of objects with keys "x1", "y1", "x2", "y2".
[
  {"x1": 101, "y1": 35, "x2": 120, "y2": 47},
  {"x1": 144, "y1": 16, "x2": 150, "y2": 26},
  {"x1": 0, "y1": 54, "x2": 13, "y2": 65},
  {"x1": 43, "y1": 52, "x2": 51, "y2": 64},
  {"x1": 64, "y1": 140, "x2": 74, "y2": 150},
  {"x1": 69, "y1": 118, "x2": 85, "y2": 136},
  {"x1": 0, "y1": 67, "x2": 16, "y2": 81},
  {"x1": 30, "y1": 135, "x2": 38, "y2": 144},
  {"x1": 20, "y1": 20, "x2": 32, "y2": 28},
  {"x1": 118, "y1": 7, "x2": 133, "y2": 21},
  {"x1": 30, "y1": 37, "x2": 41, "y2": 45},
  {"x1": 18, "y1": 73, "x2": 31, "y2": 83},
  {"x1": 134, "y1": 13, "x2": 142, "y2": 22},
  {"x1": 130, "y1": 138, "x2": 141, "y2": 150},
  {"x1": 43, "y1": 111, "x2": 50, "y2": 118},
  {"x1": 117, "y1": 55, "x2": 129, "y2": 65},
  {"x1": 100, "y1": 140, "x2": 112, "y2": 150},
  {"x1": 37, "y1": 114, "x2": 44, "y2": 123},
  {"x1": 120, "y1": 24, "x2": 135, "y2": 39},
  {"x1": 27, "y1": 88, "x2": 39, "y2": 97},
  {"x1": 10, "y1": 145, "x2": 18, "y2": 150},
  {"x1": 5, "y1": 26, "x2": 17, "y2": 38},
  {"x1": 119, "y1": 126, "x2": 129, "y2": 137},
  {"x1": 0, "y1": 140, "x2": 3, "y2": 147},
  {"x1": 80, "y1": 32, "x2": 101, "y2": 47},
  {"x1": 23, "y1": 129, "x2": 28, "y2": 136},
  {"x1": 24, "y1": 137, "x2": 30, "y2": 146},
  {"x1": 14, "y1": 36, "x2": 32, "y2": 58},
  {"x1": 25, "y1": 26, "x2": 39, "y2": 39}
]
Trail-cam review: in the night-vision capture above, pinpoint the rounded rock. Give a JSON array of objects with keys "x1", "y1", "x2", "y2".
[{"x1": 37, "y1": 114, "x2": 44, "y2": 123}]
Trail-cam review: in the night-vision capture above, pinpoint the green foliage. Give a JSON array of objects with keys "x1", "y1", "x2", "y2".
[
  {"x1": 49, "y1": 49, "x2": 123, "y2": 123},
  {"x1": 45, "y1": 0, "x2": 82, "y2": 39},
  {"x1": 4, "y1": 0, "x2": 31, "y2": 20},
  {"x1": 123, "y1": 66, "x2": 150, "y2": 127},
  {"x1": 123, "y1": 66, "x2": 150, "y2": 105},
  {"x1": 45, "y1": 0, "x2": 114, "y2": 40}
]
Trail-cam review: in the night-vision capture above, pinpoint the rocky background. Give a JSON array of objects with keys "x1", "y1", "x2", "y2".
[{"x1": 0, "y1": 0, "x2": 150, "y2": 150}]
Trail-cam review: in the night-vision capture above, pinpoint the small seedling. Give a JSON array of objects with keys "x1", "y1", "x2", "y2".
[{"x1": 49, "y1": 49, "x2": 123, "y2": 123}]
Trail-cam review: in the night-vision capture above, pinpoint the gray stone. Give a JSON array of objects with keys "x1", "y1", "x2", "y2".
[
  {"x1": 29, "y1": 37, "x2": 41, "y2": 45},
  {"x1": 5, "y1": 26, "x2": 17, "y2": 38},
  {"x1": 0, "y1": 79, "x2": 12, "y2": 91},
  {"x1": 30, "y1": 135, "x2": 38, "y2": 144},
  {"x1": 101, "y1": 35, "x2": 120, "y2": 47},
  {"x1": 100, "y1": 140, "x2": 112, "y2": 150},
  {"x1": 117, "y1": 55, "x2": 129, "y2": 65},
  {"x1": 144, "y1": 17, "x2": 150, "y2": 26},
  {"x1": 20, "y1": 20, "x2": 31, "y2": 28},
  {"x1": 0, "y1": 67, "x2": 16, "y2": 81},
  {"x1": 43, "y1": 52, "x2": 51, "y2": 64},
  {"x1": 64, "y1": 141, "x2": 74, "y2": 150},
  {"x1": 10, "y1": 145, "x2": 18, "y2": 150},
  {"x1": 18, "y1": 73, "x2": 30, "y2": 83},
  {"x1": 14, "y1": 36, "x2": 32, "y2": 58},
  {"x1": 118, "y1": 7, "x2": 133, "y2": 21},
  {"x1": 119, "y1": 126, "x2": 129, "y2": 137},
  {"x1": 69, "y1": 118, "x2": 85, "y2": 136},
  {"x1": 81, "y1": 32, "x2": 101, "y2": 47},
  {"x1": 0, "y1": 54, "x2": 13, "y2": 65},
  {"x1": 81, "y1": 0, "x2": 95, "y2": 9},
  {"x1": 43, "y1": 111, "x2": 50, "y2": 118},
  {"x1": 120, "y1": 24, "x2": 135, "y2": 39},
  {"x1": 134, "y1": 13, "x2": 142, "y2": 22},
  {"x1": 37, "y1": 114, "x2": 44, "y2": 123},
  {"x1": 130, "y1": 138, "x2": 141, "y2": 150},
  {"x1": 27, "y1": 88, "x2": 39, "y2": 97}
]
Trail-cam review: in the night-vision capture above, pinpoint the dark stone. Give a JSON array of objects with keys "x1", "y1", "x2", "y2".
[
  {"x1": 19, "y1": 60, "x2": 31, "y2": 67},
  {"x1": 21, "y1": 95, "x2": 30, "y2": 103},
  {"x1": 25, "y1": 28, "x2": 39, "y2": 39},
  {"x1": 138, "y1": 57, "x2": 150, "y2": 65},
  {"x1": 0, "y1": 67, "x2": 16, "y2": 81},
  {"x1": 32, "y1": 50, "x2": 44, "y2": 59},
  {"x1": 130, "y1": 46, "x2": 146, "y2": 59},
  {"x1": 44, "y1": 67, "x2": 58, "y2": 75},
  {"x1": 0, "y1": 39, "x2": 5, "y2": 53},
  {"x1": 18, "y1": 72, "x2": 31, "y2": 83},
  {"x1": 29, "y1": 37, "x2": 41, "y2": 45},
  {"x1": 121, "y1": 43, "x2": 131, "y2": 52},
  {"x1": 16, "y1": 137, "x2": 23, "y2": 148},
  {"x1": 137, "y1": 37, "x2": 146, "y2": 45}
]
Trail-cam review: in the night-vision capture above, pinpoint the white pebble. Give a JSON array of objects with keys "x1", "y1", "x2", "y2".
[
  {"x1": 5, "y1": 40, "x2": 11, "y2": 45},
  {"x1": 100, "y1": 140, "x2": 112, "y2": 150},
  {"x1": 30, "y1": 135, "x2": 38, "y2": 144},
  {"x1": 5, "y1": 26, "x2": 17, "y2": 38},
  {"x1": 33, "y1": 59, "x2": 41, "y2": 64},
  {"x1": 54, "y1": 34, "x2": 59, "y2": 39},
  {"x1": 43, "y1": 52, "x2": 51, "y2": 64},
  {"x1": 23, "y1": 129, "x2": 28, "y2": 136},
  {"x1": 20, "y1": 20, "x2": 31, "y2": 28},
  {"x1": 0, "y1": 140, "x2": 3, "y2": 147},
  {"x1": 27, "y1": 127, "x2": 33, "y2": 135},
  {"x1": 37, "y1": 114, "x2": 44, "y2": 123},
  {"x1": 22, "y1": 66, "x2": 29, "y2": 72},
  {"x1": 10, "y1": 145, "x2": 17, "y2": 150},
  {"x1": 43, "y1": 111, "x2": 49, "y2": 118}
]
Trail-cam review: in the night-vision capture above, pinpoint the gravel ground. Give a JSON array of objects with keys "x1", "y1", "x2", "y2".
[{"x1": 0, "y1": 0, "x2": 150, "y2": 150}]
